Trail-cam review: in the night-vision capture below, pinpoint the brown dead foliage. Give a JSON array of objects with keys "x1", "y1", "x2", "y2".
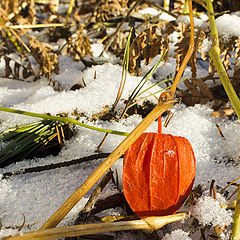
[
  {"x1": 233, "y1": 38, "x2": 240, "y2": 91},
  {"x1": 91, "y1": 0, "x2": 128, "y2": 22},
  {"x1": 219, "y1": 37, "x2": 236, "y2": 72},
  {"x1": 174, "y1": 21, "x2": 215, "y2": 106},
  {"x1": 3, "y1": 55, "x2": 35, "y2": 80},
  {"x1": 172, "y1": 0, "x2": 185, "y2": 14},
  {"x1": 29, "y1": 38, "x2": 59, "y2": 80},
  {"x1": 0, "y1": 0, "x2": 239, "y2": 113},
  {"x1": 129, "y1": 21, "x2": 176, "y2": 75},
  {"x1": 65, "y1": 27, "x2": 92, "y2": 60}
]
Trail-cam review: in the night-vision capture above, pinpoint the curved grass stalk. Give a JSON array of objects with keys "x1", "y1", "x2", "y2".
[
  {"x1": 135, "y1": 78, "x2": 173, "y2": 99},
  {"x1": 232, "y1": 186, "x2": 240, "y2": 240},
  {"x1": 127, "y1": 49, "x2": 169, "y2": 105},
  {"x1": 113, "y1": 27, "x2": 132, "y2": 109},
  {"x1": 127, "y1": 86, "x2": 172, "y2": 110},
  {"x1": 135, "y1": 77, "x2": 188, "y2": 100},
  {"x1": 121, "y1": 49, "x2": 169, "y2": 117},
  {"x1": 124, "y1": 77, "x2": 187, "y2": 116},
  {"x1": 0, "y1": 107, "x2": 129, "y2": 136},
  {"x1": 203, "y1": 0, "x2": 240, "y2": 120}
]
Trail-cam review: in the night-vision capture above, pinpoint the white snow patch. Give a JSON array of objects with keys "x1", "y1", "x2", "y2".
[
  {"x1": 138, "y1": 7, "x2": 175, "y2": 21},
  {"x1": 0, "y1": 228, "x2": 19, "y2": 239},
  {"x1": 216, "y1": 14, "x2": 240, "y2": 37},
  {"x1": 162, "y1": 229, "x2": 191, "y2": 240},
  {"x1": 190, "y1": 196, "x2": 233, "y2": 226},
  {"x1": 138, "y1": 7, "x2": 160, "y2": 16}
]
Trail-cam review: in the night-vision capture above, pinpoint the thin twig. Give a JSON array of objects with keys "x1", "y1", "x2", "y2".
[
  {"x1": 74, "y1": 170, "x2": 113, "y2": 224},
  {"x1": 99, "y1": 0, "x2": 143, "y2": 57},
  {"x1": 2, "y1": 153, "x2": 112, "y2": 179},
  {"x1": 40, "y1": 98, "x2": 177, "y2": 229}
]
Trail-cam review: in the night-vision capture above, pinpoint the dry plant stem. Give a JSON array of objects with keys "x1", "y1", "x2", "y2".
[
  {"x1": 204, "y1": 0, "x2": 240, "y2": 120},
  {"x1": 66, "y1": 0, "x2": 75, "y2": 22},
  {"x1": 39, "y1": 0, "x2": 194, "y2": 230},
  {"x1": 9, "y1": 23, "x2": 65, "y2": 29},
  {"x1": 6, "y1": 213, "x2": 187, "y2": 240},
  {"x1": 99, "y1": 0, "x2": 143, "y2": 57},
  {"x1": 40, "y1": 99, "x2": 176, "y2": 229},
  {"x1": 79, "y1": 171, "x2": 113, "y2": 220},
  {"x1": 163, "y1": 0, "x2": 170, "y2": 11},
  {"x1": 232, "y1": 186, "x2": 240, "y2": 239},
  {"x1": 169, "y1": 0, "x2": 194, "y2": 98}
]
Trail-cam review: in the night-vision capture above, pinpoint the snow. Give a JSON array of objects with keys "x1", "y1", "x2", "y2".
[
  {"x1": 0, "y1": 228, "x2": 19, "y2": 239},
  {"x1": 191, "y1": 195, "x2": 233, "y2": 226},
  {"x1": 0, "y1": 56, "x2": 239, "y2": 238},
  {"x1": 1, "y1": 8, "x2": 240, "y2": 240},
  {"x1": 1, "y1": 63, "x2": 159, "y2": 119},
  {"x1": 1, "y1": 62, "x2": 239, "y2": 238},
  {"x1": 138, "y1": 7, "x2": 176, "y2": 21},
  {"x1": 162, "y1": 229, "x2": 191, "y2": 240},
  {"x1": 216, "y1": 14, "x2": 240, "y2": 37}
]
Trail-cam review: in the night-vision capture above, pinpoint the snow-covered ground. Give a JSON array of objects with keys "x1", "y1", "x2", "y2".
[{"x1": 0, "y1": 9, "x2": 240, "y2": 240}]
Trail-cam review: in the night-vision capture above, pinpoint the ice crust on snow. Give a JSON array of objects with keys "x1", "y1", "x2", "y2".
[{"x1": 191, "y1": 195, "x2": 233, "y2": 226}]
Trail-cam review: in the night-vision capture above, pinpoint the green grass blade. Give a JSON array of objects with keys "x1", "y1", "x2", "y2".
[{"x1": 0, "y1": 107, "x2": 129, "y2": 136}]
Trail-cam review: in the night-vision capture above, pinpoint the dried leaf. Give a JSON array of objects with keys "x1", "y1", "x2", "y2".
[
  {"x1": 92, "y1": 0, "x2": 128, "y2": 22},
  {"x1": 109, "y1": 31, "x2": 127, "y2": 57},
  {"x1": 219, "y1": 37, "x2": 236, "y2": 71},
  {"x1": 66, "y1": 27, "x2": 92, "y2": 60},
  {"x1": 29, "y1": 38, "x2": 59, "y2": 79},
  {"x1": 180, "y1": 77, "x2": 214, "y2": 106},
  {"x1": 129, "y1": 21, "x2": 176, "y2": 75},
  {"x1": 233, "y1": 38, "x2": 240, "y2": 91},
  {"x1": 174, "y1": 21, "x2": 188, "y2": 73},
  {"x1": 2, "y1": 55, "x2": 35, "y2": 80},
  {"x1": 211, "y1": 108, "x2": 235, "y2": 118},
  {"x1": 173, "y1": 0, "x2": 185, "y2": 14}
]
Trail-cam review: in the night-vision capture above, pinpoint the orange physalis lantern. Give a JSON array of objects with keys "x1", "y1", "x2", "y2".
[{"x1": 123, "y1": 111, "x2": 196, "y2": 218}]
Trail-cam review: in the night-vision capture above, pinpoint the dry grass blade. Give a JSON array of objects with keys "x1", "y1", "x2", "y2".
[
  {"x1": 122, "y1": 49, "x2": 169, "y2": 117},
  {"x1": 113, "y1": 27, "x2": 132, "y2": 109},
  {"x1": 8, "y1": 23, "x2": 66, "y2": 29},
  {"x1": 99, "y1": 0, "x2": 143, "y2": 57},
  {"x1": 36, "y1": 0, "x2": 194, "y2": 230},
  {"x1": 97, "y1": 28, "x2": 132, "y2": 150},
  {"x1": 5, "y1": 213, "x2": 187, "y2": 240},
  {"x1": 168, "y1": 0, "x2": 195, "y2": 99},
  {"x1": 39, "y1": 98, "x2": 177, "y2": 229},
  {"x1": 75, "y1": 170, "x2": 113, "y2": 224}
]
